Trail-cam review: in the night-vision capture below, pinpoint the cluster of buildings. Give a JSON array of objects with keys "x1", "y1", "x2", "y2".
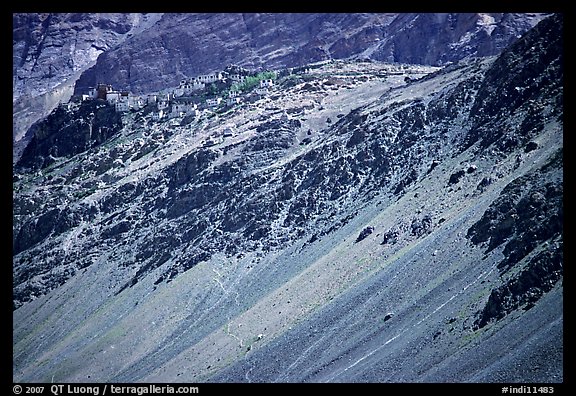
[
  {"x1": 78, "y1": 65, "x2": 277, "y2": 122},
  {"x1": 81, "y1": 83, "x2": 148, "y2": 113},
  {"x1": 174, "y1": 71, "x2": 224, "y2": 96}
]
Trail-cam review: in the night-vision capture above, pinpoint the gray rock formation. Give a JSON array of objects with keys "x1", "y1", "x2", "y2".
[
  {"x1": 13, "y1": 14, "x2": 562, "y2": 384},
  {"x1": 15, "y1": 100, "x2": 123, "y2": 172}
]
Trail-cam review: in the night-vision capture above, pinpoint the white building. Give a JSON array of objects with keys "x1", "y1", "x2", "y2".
[
  {"x1": 177, "y1": 79, "x2": 204, "y2": 96},
  {"x1": 129, "y1": 96, "x2": 145, "y2": 110},
  {"x1": 170, "y1": 102, "x2": 197, "y2": 118},
  {"x1": 152, "y1": 109, "x2": 165, "y2": 121},
  {"x1": 106, "y1": 91, "x2": 121, "y2": 104},
  {"x1": 116, "y1": 100, "x2": 130, "y2": 112},
  {"x1": 206, "y1": 97, "x2": 222, "y2": 107},
  {"x1": 112, "y1": 91, "x2": 131, "y2": 111},
  {"x1": 196, "y1": 72, "x2": 223, "y2": 84},
  {"x1": 229, "y1": 74, "x2": 246, "y2": 83},
  {"x1": 193, "y1": 80, "x2": 205, "y2": 90},
  {"x1": 88, "y1": 87, "x2": 98, "y2": 99},
  {"x1": 157, "y1": 99, "x2": 169, "y2": 110},
  {"x1": 260, "y1": 79, "x2": 274, "y2": 88}
]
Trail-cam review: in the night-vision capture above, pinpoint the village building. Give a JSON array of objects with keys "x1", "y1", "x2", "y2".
[
  {"x1": 105, "y1": 91, "x2": 121, "y2": 104},
  {"x1": 203, "y1": 135, "x2": 224, "y2": 147},
  {"x1": 221, "y1": 127, "x2": 236, "y2": 138},
  {"x1": 223, "y1": 64, "x2": 251, "y2": 80},
  {"x1": 95, "y1": 83, "x2": 113, "y2": 100},
  {"x1": 196, "y1": 72, "x2": 223, "y2": 84},
  {"x1": 80, "y1": 65, "x2": 276, "y2": 120},
  {"x1": 115, "y1": 100, "x2": 130, "y2": 112},
  {"x1": 176, "y1": 79, "x2": 204, "y2": 96},
  {"x1": 129, "y1": 95, "x2": 145, "y2": 110},
  {"x1": 260, "y1": 79, "x2": 274, "y2": 88},
  {"x1": 59, "y1": 102, "x2": 74, "y2": 111},
  {"x1": 226, "y1": 97, "x2": 242, "y2": 106},
  {"x1": 254, "y1": 79, "x2": 274, "y2": 96},
  {"x1": 88, "y1": 87, "x2": 97, "y2": 99},
  {"x1": 192, "y1": 80, "x2": 205, "y2": 91},
  {"x1": 157, "y1": 99, "x2": 169, "y2": 110},
  {"x1": 146, "y1": 94, "x2": 158, "y2": 104},
  {"x1": 225, "y1": 90, "x2": 242, "y2": 106},
  {"x1": 229, "y1": 74, "x2": 246, "y2": 83},
  {"x1": 206, "y1": 97, "x2": 222, "y2": 107},
  {"x1": 152, "y1": 109, "x2": 166, "y2": 121},
  {"x1": 189, "y1": 109, "x2": 202, "y2": 119},
  {"x1": 169, "y1": 101, "x2": 198, "y2": 118}
]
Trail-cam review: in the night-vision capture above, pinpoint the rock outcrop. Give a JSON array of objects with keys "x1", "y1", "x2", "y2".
[{"x1": 16, "y1": 100, "x2": 123, "y2": 171}]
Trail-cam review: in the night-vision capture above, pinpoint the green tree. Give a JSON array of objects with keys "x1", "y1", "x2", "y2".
[
  {"x1": 230, "y1": 71, "x2": 277, "y2": 93},
  {"x1": 207, "y1": 83, "x2": 218, "y2": 97}
]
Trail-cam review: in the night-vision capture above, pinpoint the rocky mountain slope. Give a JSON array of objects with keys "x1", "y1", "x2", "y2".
[
  {"x1": 13, "y1": 14, "x2": 562, "y2": 383},
  {"x1": 13, "y1": 13, "x2": 546, "y2": 164}
]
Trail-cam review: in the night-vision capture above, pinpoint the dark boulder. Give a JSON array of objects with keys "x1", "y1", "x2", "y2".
[
  {"x1": 525, "y1": 141, "x2": 539, "y2": 153},
  {"x1": 381, "y1": 229, "x2": 399, "y2": 245},
  {"x1": 475, "y1": 241, "x2": 562, "y2": 329},
  {"x1": 411, "y1": 215, "x2": 433, "y2": 237},
  {"x1": 448, "y1": 169, "x2": 466, "y2": 185},
  {"x1": 355, "y1": 226, "x2": 374, "y2": 243}
]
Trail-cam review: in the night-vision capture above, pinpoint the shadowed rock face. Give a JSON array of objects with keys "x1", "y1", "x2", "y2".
[
  {"x1": 466, "y1": 12, "x2": 563, "y2": 151},
  {"x1": 474, "y1": 241, "x2": 562, "y2": 329},
  {"x1": 372, "y1": 13, "x2": 547, "y2": 65},
  {"x1": 468, "y1": 149, "x2": 563, "y2": 328},
  {"x1": 13, "y1": 14, "x2": 562, "y2": 383},
  {"x1": 16, "y1": 100, "x2": 123, "y2": 171}
]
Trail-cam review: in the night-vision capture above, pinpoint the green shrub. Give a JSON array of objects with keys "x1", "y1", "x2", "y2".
[{"x1": 230, "y1": 71, "x2": 277, "y2": 93}]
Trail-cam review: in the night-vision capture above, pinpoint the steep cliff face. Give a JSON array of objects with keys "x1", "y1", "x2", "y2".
[
  {"x1": 371, "y1": 13, "x2": 548, "y2": 65},
  {"x1": 13, "y1": 13, "x2": 160, "y2": 101},
  {"x1": 72, "y1": 13, "x2": 394, "y2": 95},
  {"x1": 13, "y1": 14, "x2": 562, "y2": 383},
  {"x1": 15, "y1": 100, "x2": 123, "y2": 172},
  {"x1": 12, "y1": 13, "x2": 162, "y2": 160}
]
